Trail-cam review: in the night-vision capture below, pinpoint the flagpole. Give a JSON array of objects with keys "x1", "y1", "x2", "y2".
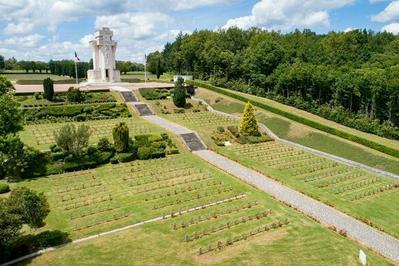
[
  {"x1": 144, "y1": 54, "x2": 147, "y2": 84},
  {"x1": 75, "y1": 61, "x2": 79, "y2": 85}
]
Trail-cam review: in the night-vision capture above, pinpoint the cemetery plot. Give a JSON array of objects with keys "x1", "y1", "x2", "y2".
[
  {"x1": 228, "y1": 142, "x2": 399, "y2": 202},
  {"x1": 225, "y1": 141, "x2": 399, "y2": 237},
  {"x1": 14, "y1": 154, "x2": 392, "y2": 264},
  {"x1": 165, "y1": 111, "x2": 238, "y2": 131},
  {"x1": 22, "y1": 117, "x2": 163, "y2": 147},
  {"x1": 21, "y1": 155, "x2": 255, "y2": 238}
]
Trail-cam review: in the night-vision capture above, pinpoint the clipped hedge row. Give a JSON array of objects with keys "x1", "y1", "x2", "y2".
[{"x1": 188, "y1": 80, "x2": 399, "y2": 158}]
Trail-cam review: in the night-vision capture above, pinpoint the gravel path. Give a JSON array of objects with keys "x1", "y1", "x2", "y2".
[{"x1": 194, "y1": 150, "x2": 399, "y2": 263}]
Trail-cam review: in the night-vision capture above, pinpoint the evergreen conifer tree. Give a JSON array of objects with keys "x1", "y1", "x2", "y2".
[{"x1": 239, "y1": 102, "x2": 260, "y2": 136}]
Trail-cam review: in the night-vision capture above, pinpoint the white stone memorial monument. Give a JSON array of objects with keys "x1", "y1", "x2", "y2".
[{"x1": 87, "y1": 27, "x2": 121, "y2": 83}]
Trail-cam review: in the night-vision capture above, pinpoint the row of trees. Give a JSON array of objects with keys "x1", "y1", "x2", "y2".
[
  {"x1": 0, "y1": 56, "x2": 144, "y2": 77},
  {"x1": 147, "y1": 28, "x2": 399, "y2": 138}
]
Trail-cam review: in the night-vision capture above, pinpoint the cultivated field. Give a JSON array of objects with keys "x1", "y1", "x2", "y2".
[
  {"x1": 20, "y1": 117, "x2": 164, "y2": 150},
  {"x1": 13, "y1": 153, "x2": 390, "y2": 265}
]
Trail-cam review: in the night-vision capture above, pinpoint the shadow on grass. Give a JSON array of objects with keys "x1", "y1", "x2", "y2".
[{"x1": 1, "y1": 230, "x2": 71, "y2": 264}]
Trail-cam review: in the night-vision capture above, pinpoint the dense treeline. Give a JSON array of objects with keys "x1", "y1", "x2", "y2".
[
  {"x1": 0, "y1": 57, "x2": 144, "y2": 78},
  {"x1": 148, "y1": 28, "x2": 399, "y2": 139}
]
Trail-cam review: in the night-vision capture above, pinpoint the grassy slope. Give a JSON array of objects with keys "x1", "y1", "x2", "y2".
[
  {"x1": 14, "y1": 151, "x2": 391, "y2": 265},
  {"x1": 195, "y1": 88, "x2": 399, "y2": 175},
  {"x1": 211, "y1": 87, "x2": 399, "y2": 151}
]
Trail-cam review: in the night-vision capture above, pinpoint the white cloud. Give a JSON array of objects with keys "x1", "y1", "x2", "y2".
[
  {"x1": 372, "y1": 1, "x2": 399, "y2": 22},
  {"x1": 93, "y1": 12, "x2": 191, "y2": 62},
  {"x1": 1, "y1": 34, "x2": 44, "y2": 48},
  {"x1": 222, "y1": 0, "x2": 354, "y2": 30},
  {"x1": 382, "y1": 22, "x2": 399, "y2": 34}
]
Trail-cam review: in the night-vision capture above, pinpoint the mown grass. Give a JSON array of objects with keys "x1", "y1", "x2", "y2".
[
  {"x1": 195, "y1": 88, "x2": 399, "y2": 175},
  {"x1": 4, "y1": 73, "x2": 73, "y2": 82},
  {"x1": 149, "y1": 104, "x2": 399, "y2": 239},
  {"x1": 12, "y1": 151, "x2": 392, "y2": 265}
]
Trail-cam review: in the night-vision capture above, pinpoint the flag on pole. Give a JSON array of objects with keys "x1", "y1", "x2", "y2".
[{"x1": 74, "y1": 51, "x2": 80, "y2": 62}]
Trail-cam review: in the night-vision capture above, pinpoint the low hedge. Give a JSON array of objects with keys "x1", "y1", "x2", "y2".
[
  {"x1": 0, "y1": 183, "x2": 10, "y2": 194},
  {"x1": 188, "y1": 80, "x2": 399, "y2": 158},
  {"x1": 115, "y1": 152, "x2": 136, "y2": 163}
]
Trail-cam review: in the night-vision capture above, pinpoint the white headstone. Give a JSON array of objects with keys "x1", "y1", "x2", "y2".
[
  {"x1": 87, "y1": 27, "x2": 121, "y2": 83},
  {"x1": 359, "y1": 250, "x2": 367, "y2": 266}
]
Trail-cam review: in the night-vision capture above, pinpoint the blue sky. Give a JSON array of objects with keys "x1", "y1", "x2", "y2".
[{"x1": 0, "y1": 0, "x2": 398, "y2": 63}]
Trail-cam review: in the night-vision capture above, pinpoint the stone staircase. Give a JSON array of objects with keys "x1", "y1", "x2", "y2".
[
  {"x1": 180, "y1": 133, "x2": 207, "y2": 151},
  {"x1": 133, "y1": 103, "x2": 154, "y2": 116},
  {"x1": 120, "y1": 91, "x2": 137, "y2": 102}
]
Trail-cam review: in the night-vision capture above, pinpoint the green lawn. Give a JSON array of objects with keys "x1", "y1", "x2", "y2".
[
  {"x1": 147, "y1": 104, "x2": 399, "y2": 239},
  {"x1": 195, "y1": 88, "x2": 399, "y2": 175},
  {"x1": 4, "y1": 73, "x2": 73, "y2": 82},
  {"x1": 10, "y1": 152, "x2": 392, "y2": 265}
]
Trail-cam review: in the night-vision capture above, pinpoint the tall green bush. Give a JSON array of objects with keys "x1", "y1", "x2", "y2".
[
  {"x1": 240, "y1": 102, "x2": 260, "y2": 136},
  {"x1": 43, "y1": 78, "x2": 54, "y2": 101},
  {"x1": 113, "y1": 122, "x2": 129, "y2": 152},
  {"x1": 173, "y1": 77, "x2": 186, "y2": 108},
  {"x1": 53, "y1": 124, "x2": 91, "y2": 155}
]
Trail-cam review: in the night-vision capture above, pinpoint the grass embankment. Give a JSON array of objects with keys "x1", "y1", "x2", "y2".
[
  {"x1": 189, "y1": 81, "x2": 399, "y2": 158},
  {"x1": 195, "y1": 88, "x2": 399, "y2": 175},
  {"x1": 10, "y1": 152, "x2": 391, "y2": 265}
]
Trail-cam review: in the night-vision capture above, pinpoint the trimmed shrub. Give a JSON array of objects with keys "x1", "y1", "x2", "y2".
[
  {"x1": 0, "y1": 183, "x2": 10, "y2": 194},
  {"x1": 137, "y1": 146, "x2": 165, "y2": 160},
  {"x1": 43, "y1": 78, "x2": 54, "y2": 101},
  {"x1": 173, "y1": 78, "x2": 186, "y2": 107},
  {"x1": 138, "y1": 146, "x2": 155, "y2": 160},
  {"x1": 66, "y1": 87, "x2": 85, "y2": 103},
  {"x1": 115, "y1": 153, "x2": 135, "y2": 163},
  {"x1": 110, "y1": 157, "x2": 119, "y2": 164},
  {"x1": 97, "y1": 137, "x2": 112, "y2": 152},
  {"x1": 134, "y1": 134, "x2": 151, "y2": 146},
  {"x1": 113, "y1": 122, "x2": 129, "y2": 152}
]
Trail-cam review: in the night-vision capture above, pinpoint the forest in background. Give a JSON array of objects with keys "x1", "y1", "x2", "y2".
[{"x1": 147, "y1": 28, "x2": 399, "y2": 140}]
